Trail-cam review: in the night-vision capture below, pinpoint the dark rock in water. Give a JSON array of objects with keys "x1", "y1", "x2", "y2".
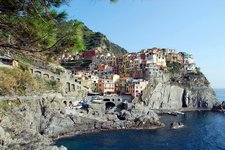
[
  {"x1": 212, "y1": 101, "x2": 225, "y2": 112},
  {"x1": 170, "y1": 122, "x2": 184, "y2": 129}
]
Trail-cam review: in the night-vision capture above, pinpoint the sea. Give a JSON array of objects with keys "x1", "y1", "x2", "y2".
[
  {"x1": 214, "y1": 89, "x2": 225, "y2": 102},
  {"x1": 55, "y1": 89, "x2": 225, "y2": 150}
]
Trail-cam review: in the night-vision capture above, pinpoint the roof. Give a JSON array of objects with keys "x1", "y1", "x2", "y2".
[{"x1": 120, "y1": 77, "x2": 129, "y2": 80}]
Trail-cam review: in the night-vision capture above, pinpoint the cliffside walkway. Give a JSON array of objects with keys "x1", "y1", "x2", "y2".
[{"x1": 29, "y1": 66, "x2": 90, "y2": 97}]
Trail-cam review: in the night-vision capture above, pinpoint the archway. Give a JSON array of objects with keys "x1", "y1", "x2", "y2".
[
  {"x1": 63, "y1": 101, "x2": 67, "y2": 106},
  {"x1": 43, "y1": 74, "x2": 49, "y2": 79},
  {"x1": 71, "y1": 84, "x2": 75, "y2": 91},
  {"x1": 34, "y1": 71, "x2": 41, "y2": 77},
  {"x1": 105, "y1": 102, "x2": 115, "y2": 110},
  {"x1": 66, "y1": 82, "x2": 70, "y2": 92}
]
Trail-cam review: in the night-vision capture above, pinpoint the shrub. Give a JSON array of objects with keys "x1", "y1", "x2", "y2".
[
  {"x1": 0, "y1": 67, "x2": 62, "y2": 96},
  {"x1": 167, "y1": 62, "x2": 182, "y2": 74},
  {"x1": 18, "y1": 62, "x2": 29, "y2": 71},
  {"x1": 0, "y1": 67, "x2": 35, "y2": 95},
  {"x1": 46, "y1": 80, "x2": 61, "y2": 92},
  {"x1": 17, "y1": 53, "x2": 33, "y2": 64},
  {"x1": 0, "y1": 99, "x2": 21, "y2": 111}
]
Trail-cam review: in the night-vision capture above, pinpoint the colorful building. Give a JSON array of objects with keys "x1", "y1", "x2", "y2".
[
  {"x1": 126, "y1": 79, "x2": 148, "y2": 97},
  {"x1": 90, "y1": 75, "x2": 99, "y2": 92},
  {"x1": 79, "y1": 50, "x2": 100, "y2": 59}
]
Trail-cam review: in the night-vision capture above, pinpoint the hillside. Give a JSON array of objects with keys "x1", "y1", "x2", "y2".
[{"x1": 82, "y1": 25, "x2": 127, "y2": 55}]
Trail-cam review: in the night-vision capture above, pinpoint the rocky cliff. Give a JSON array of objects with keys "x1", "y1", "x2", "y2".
[
  {"x1": 138, "y1": 73, "x2": 218, "y2": 110},
  {"x1": 0, "y1": 94, "x2": 163, "y2": 150}
]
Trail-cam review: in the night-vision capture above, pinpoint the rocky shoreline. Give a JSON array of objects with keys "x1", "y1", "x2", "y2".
[
  {"x1": 0, "y1": 72, "x2": 220, "y2": 150},
  {"x1": 0, "y1": 94, "x2": 164, "y2": 150},
  {"x1": 52, "y1": 124, "x2": 164, "y2": 143}
]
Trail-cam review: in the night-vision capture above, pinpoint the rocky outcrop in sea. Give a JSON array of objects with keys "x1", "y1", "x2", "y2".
[{"x1": 137, "y1": 73, "x2": 218, "y2": 110}]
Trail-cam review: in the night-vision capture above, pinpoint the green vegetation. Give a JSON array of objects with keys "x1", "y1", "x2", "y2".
[
  {"x1": 0, "y1": 67, "x2": 35, "y2": 95},
  {"x1": 186, "y1": 67, "x2": 210, "y2": 86},
  {"x1": 83, "y1": 30, "x2": 127, "y2": 55},
  {"x1": 0, "y1": 0, "x2": 86, "y2": 61},
  {"x1": 0, "y1": 0, "x2": 126, "y2": 63},
  {"x1": 46, "y1": 80, "x2": 61, "y2": 91},
  {"x1": 17, "y1": 53, "x2": 33, "y2": 64},
  {"x1": 167, "y1": 62, "x2": 182, "y2": 74},
  {"x1": 0, "y1": 67, "x2": 60, "y2": 96},
  {"x1": 0, "y1": 100, "x2": 21, "y2": 111}
]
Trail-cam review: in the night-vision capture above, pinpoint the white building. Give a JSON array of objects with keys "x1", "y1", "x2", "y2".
[
  {"x1": 133, "y1": 79, "x2": 148, "y2": 97},
  {"x1": 145, "y1": 66, "x2": 163, "y2": 79},
  {"x1": 103, "y1": 79, "x2": 115, "y2": 93},
  {"x1": 90, "y1": 75, "x2": 99, "y2": 92},
  {"x1": 145, "y1": 49, "x2": 166, "y2": 67},
  {"x1": 182, "y1": 53, "x2": 196, "y2": 73}
]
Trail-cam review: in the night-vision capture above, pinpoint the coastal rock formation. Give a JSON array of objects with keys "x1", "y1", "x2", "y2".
[
  {"x1": 212, "y1": 101, "x2": 225, "y2": 112},
  {"x1": 0, "y1": 94, "x2": 67, "y2": 150},
  {"x1": 139, "y1": 73, "x2": 218, "y2": 110},
  {"x1": 0, "y1": 94, "x2": 163, "y2": 150},
  {"x1": 170, "y1": 122, "x2": 184, "y2": 129}
]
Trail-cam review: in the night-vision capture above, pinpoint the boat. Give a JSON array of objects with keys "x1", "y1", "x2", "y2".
[
  {"x1": 73, "y1": 105, "x2": 82, "y2": 109},
  {"x1": 174, "y1": 111, "x2": 185, "y2": 115},
  {"x1": 168, "y1": 111, "x2": 184, "y2": 116},
  {"x1": 91, "y1": 99, "x2": 103, "y2": 104},
  {"x1": 168, "y1": 112, "x2": 177, "y2": 116}
]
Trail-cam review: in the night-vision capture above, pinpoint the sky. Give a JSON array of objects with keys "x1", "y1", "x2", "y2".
[{"x1": 60, "y1": 0, "x2": 225, "y2": 88}]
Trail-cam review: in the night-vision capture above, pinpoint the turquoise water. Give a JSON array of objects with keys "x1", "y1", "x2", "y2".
[
  {"x1": 55, "y1": 89, "x2": 225, "y2": 150},
  {"x1": 214, "y1": 89, "x2": 225, "y2": 102}
]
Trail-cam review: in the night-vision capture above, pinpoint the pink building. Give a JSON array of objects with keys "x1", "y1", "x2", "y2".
[
  {"x1": 98, "y1": 80, "x2": 104, "y2": 93},
  {"x1": 79, "y1": 50, "x2": 100, "y2": 59}
]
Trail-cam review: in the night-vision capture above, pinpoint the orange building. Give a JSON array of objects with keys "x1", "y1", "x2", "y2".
[{"x1": 98, "y1": 80, "x2": 104, "y2": 93}]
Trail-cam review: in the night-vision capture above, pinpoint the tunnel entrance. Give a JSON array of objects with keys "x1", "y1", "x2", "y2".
[
  {"x1": 182, "y1": 90, "x2": 188, "y2": 107},
  {"x1": 63, "y1": 101, "x2": 67, "y2": 106},
  {"x1": 105, "y1": 102, "x2": 115, "y2": 110}
]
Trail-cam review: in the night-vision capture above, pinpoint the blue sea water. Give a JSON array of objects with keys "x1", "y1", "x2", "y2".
[
  {"x1": 55, "y1": 89, "x2": 225, "y2": 150},
  {"x1": 214, "y1": 89, "x2": 225, "y2": 102}
]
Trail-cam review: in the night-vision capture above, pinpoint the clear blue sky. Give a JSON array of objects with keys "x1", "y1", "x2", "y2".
[{"x1": 61, "y1": 0, "x2": 225, "y2": 88}]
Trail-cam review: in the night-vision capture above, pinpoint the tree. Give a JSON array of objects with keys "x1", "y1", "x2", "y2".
[
  {"x1": 0, "y1": 0, "x2": 85, "y2": 56},
  {"x1": 167, "y1": 62, "x2": 182, "y2": 74},
  {"x1": 0, "y1": 0, "x2": 118, "y2": 61},
  {"x1": 110, "y1": 0, "x2": 118, "y2": 3}
]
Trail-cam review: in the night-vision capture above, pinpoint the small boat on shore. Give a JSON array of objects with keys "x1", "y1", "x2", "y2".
[
  {"x1": 91, "y1": 99, "x2": 103, "y2": 104},
  {"x1": 168, "y1": 111, "x2": 185, "y2": 116},
  {"x1": 168, "y1": 112, "x2": 177, "y2": 116},
  {"x1": 174, "y1": 111, "x2": 185, "y2": 115}
]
